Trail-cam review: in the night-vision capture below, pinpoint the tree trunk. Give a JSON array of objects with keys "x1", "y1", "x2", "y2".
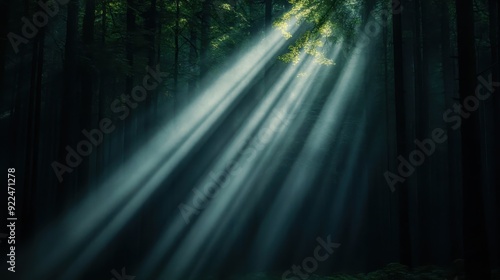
[
  {"x1": 490, "y1": 0, "x2": 500, "y2": 262},
  {"x1": 22, "y1": 26, "x2": 45, "y2": 237},
  {"x1": 392, "y1": 0, "x2": 412, "y2": 267},
  {"x1": 57, "y1": 0, "x2": 80, "y2": 208},
  {"x1": 145, "y1": 0, "x2": 157, "y2": 132},
  {"x1": 0, "y1": 0, "x2": 10, "y2": 88},
  {"x1": 96, "y1": 0, "x2": 108, "y2": 185},
  {"x1": 124, "y1": 0, "x2": 136, "y2": 159},
  {"x1": 174, "y1": 0, "x2": 180, "y2": 106},
  {"x1": 81, "y1": 0, "x2": 96, "y2": 189},
  {"x1": 101, "y1": 0, "x2": 107, "y2": 45},
  {"x1": 200, "y1": 0, "x2": 211, "y2": 78},
  {"x1": 455, "y1": 0, "x2": 491, "y2": 278},
  {"x1": 188, "y1": 20, "x2": 198, "y2": 93},
  {"x1": 441, "y1": 0, "x2": 461, "y2": 261},
  {"x1": 263, "y1": 0, "x2": 273, "y2": 90},
  {"x1": 265, "y1": 0, "x2": 272, "y2": 30}
]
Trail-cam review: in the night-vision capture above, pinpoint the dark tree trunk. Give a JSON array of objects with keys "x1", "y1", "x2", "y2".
[
  {"x1": 22, "y1": 27, "x2": 45, "y2": 237},
  {"x1": 0, "y1": 0, "x2": 10, "y2": 88},
  {"x1": 441, "y1": 0, "x2": 461, "y2": 261},
  {"x1": 200, "y1": 0, "x2": 212, "y2": 78},
  {"x1": 188, "y1": 20, "x2": 198, "y2": 93},
  {"x1": 174, "y1": 0, "x2": 180, "y2": 86},
  {"x1": 124, "y1": 0, "x2": 137, "y2": 159},
  {"x1": 81, "y1": 0, "x2": 96, "y2": 189},
  {"x1": 57, "y1": 0, "x2": 80, "y2": 208},
  {"x1": 101, "y1": 0, "x2": 107, "y2": 45},
  {"x1": 265, "y1": 0, "x2": 272, "y2": 30},
  {"x1": 145, "y1": 0, "x2": 157, "y2": 132},
  {"x1": 392, "y1": 0, "x2": 412, "y2": 267},
  {"x1": 455, "y1": 0, "x2": 491, "y2": 278},
  {"x1": 263, "y1": 0, "x2": 273, "y2": 89},
  {"x1": 415, "y1": 0, "x2": 440, "y2": 264},
  {"x1": 491, "y1": 0, "x2": 500, "y2": 265},
  {"x1": 96, "y1": 0, "x2": 107, "y2": 184},
  {"x1": 174, "y1": 0, "x2": 180, "y2": 104},
  {"x1": 490, "y1": 0, "x2": 499, "y2": 82},
  {"x1": 83, "y1": 0, "x2": 96, "y2": 44},
  {"x1": 411, "y1": 0, "x2": 429, "y2": 264}
]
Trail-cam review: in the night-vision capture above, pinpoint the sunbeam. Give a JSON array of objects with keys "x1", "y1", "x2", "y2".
[
  {"x1": 155, "y1": 50, "x2": 333, "y2": 279},
  {"x1": 247, "y1": 43, "x2": 368, "y2": 270},
  {"x1": 8, "y1": 0, "x2": 500, "y2": 279},
  {"x1": 29, "y1": 20, "x2": 300, "y2": 279}
]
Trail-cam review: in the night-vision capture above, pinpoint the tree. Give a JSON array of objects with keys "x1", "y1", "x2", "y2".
[
  {"x1": 200, "y1": 0, "x2": 212, "y2": 78},
  {"x1": 455, "y1": 0, "x2": 491, "y2": 278},
  {"x1": 392, "y1": 0, "x2": 411, "y2": 267},
  {"x1": 22, "y1": 20, "x2": 45, "y2": 237},
  {"x1": 490, "y1": 0, "x2": 500, "y2": 260},
  {"x1": 145, "y1": 0, "x2": 158, "y2": 132},
  {"x1": 124, "y1": 0, "x2": 137, "y2": 159},
  {"x1": 174, "y1": 0, "x2": 180, "y2": 94},
  {"x1": 81, "y1": 0, "x2": 97, "y2": 188},
  {"x1": 440, "y1": 0, "x2": 461, "y2": 260},
  {"x1": 265, "y1": 0, "x2": 272, "y2": 30},
  {"x1": 0, "y1": 0, "x2": 9, "y2": 88},
  {"x1": 57, "y1": 0, "x2": 80, "y2": 206},
  {"x1": 188, "y1": 9, "x2": 198, "y2": 93}
]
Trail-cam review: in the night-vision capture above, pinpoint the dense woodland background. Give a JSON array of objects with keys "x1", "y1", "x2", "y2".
[{"x1": 0, "y1": 0, "x2": 500, "y2": 279}]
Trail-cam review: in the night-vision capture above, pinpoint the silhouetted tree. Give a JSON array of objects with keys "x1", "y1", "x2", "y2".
[{"x1": 455, "y1": 0, "x2": 491, "y2": 278}]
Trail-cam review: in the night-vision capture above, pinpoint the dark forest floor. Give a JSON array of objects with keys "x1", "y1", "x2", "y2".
[{"x1": 209, "y1": 263, "x2": 500, "y2": 280}]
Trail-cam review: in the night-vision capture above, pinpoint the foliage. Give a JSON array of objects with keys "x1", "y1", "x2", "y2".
[{"x1": 275, "y1": 0, "x2": 361, "y2": 64}]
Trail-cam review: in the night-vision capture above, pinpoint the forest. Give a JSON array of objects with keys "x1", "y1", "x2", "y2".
[{"x1": 0, "y1": 0, "x2": 499, "y2": 279}]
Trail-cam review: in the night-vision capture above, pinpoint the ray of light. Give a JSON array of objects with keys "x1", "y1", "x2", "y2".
[
  {"x1": 149, "y1": 45, "x2": 345, "y2": 279},
  {"x1": 247, "y1": 45, "x2": 369, "y2": 269},
  {"x1": 137, "y1": 54, "x2": 313, "y2": 278},
  {"x1": 140, "y1": 57, "x2": 317, "y2": 278},
  {"x1": 25, "y1": 17, "x2": 381, "y2": 280},
  {"x1": 30, "y1": 21, "x2": 300, "y2": 279}
]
